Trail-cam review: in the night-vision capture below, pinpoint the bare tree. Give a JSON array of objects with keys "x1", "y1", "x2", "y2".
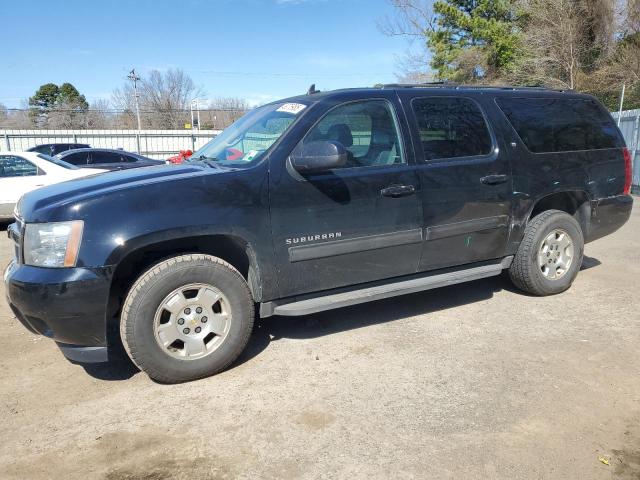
[
  {"x1": 84, "y1": 100, "x2": 112, "y2": 129},
  {"x1": 378, "y1": 1, "x2": 435, "y2": 81},
  {"x1": 201, "y1": 97, "x2": 250, "y2": 129},
  {"x1": 112, "y1": 68, "x2": 202, "y2": 129},
  {"x1": 514, "y1": 0, "x2": 617, "y2": 89}
]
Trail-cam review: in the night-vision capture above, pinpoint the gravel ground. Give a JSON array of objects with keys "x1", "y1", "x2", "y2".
[{"x1": 0, "y1": 206, "x2": 638, "y2": 480}]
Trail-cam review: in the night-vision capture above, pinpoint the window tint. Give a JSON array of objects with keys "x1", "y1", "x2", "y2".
[
  {"x1": 300, "y1": 100, "x2": 405, "y2": 168},
  {"x1": 91, "y1": 152, "x2": 121, "y2": 164},
  {"x1": 31, "y1": 145, "x2": 52, "y2": 154},
  {"x1": 0, "y1": 155, "x2": 39, "y2": 177},
  {"x1": 63, "y1": 152, "x2": 90, "y2": 166},
  {"x1": 411, "y1": 97, "x2": 492, "y2": 160},
  {"x1": 497, "y1": 97, "x2": 622, "y2": 153},
  {"x1": 123, "y1": 154, "x2": 139, "y2": 163}
]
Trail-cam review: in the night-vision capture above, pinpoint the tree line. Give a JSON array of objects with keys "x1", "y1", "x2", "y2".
[
  {"x1": 0, "y1": 68, "x2": 250, "y2": 130},
  {"x1": 382, "y1": 0, "x2": 640, "y2": 109}
]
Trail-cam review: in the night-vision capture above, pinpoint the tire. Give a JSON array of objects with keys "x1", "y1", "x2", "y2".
[
  {"x1": 509, "y1": 210, "x2": 584, "y2": 296},
  {"x1": 120, "y1": 254, "x2": 254, "y2": 383}
]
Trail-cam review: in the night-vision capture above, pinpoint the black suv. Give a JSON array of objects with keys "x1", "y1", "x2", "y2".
[{"x1": 4, "y1": 86, "x2": 633, "y2": 383}]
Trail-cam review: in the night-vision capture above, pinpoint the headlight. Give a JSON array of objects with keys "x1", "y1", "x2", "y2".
[{"x1": 24, "y1": 221, "x2": 84, "y2": 268}]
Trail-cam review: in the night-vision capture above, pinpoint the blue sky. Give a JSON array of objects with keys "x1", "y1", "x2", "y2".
[{"x1": 1, "y1": 0, "x2": 417, "y2": 108}]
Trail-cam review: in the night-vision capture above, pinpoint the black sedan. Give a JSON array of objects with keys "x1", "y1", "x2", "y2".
[{"x1": 55, "y1": 148, "x2": 166, "y2": 171}]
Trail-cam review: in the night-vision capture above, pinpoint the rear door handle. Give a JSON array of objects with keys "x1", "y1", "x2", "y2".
[
  {"x1": 480, "y1": 174, "x2": 508, "y2": 186},
  {"x1": 380, "y1": 185, "x2": 416, "y2": 198}
]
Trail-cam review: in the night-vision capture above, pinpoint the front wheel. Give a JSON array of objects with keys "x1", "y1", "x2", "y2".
[
  {"x1": 120, "y1": 254, "x2": 254, "y2": 383},
  {"x1": 509, "y1": 210, "x2": 584, "y2": 296}
]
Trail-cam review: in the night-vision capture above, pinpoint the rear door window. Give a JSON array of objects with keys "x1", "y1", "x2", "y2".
[
  {"x1": 411, "y1": 97, "x2": 493, "y2": 161},
  {"x1": 90, "y1": 152, "x2": 121, "y2": 165},
  {"x1": 496, "y1": 97, "x2": 623, "y2": 153},
  {"x1": 0, "y1": 155, "x2": 39, "y2": 177},
  {"x1": 63, "y1": 152, "x2": 90, "y2": 166}
]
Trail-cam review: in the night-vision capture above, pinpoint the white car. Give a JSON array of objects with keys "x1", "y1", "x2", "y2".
[{"x1": 0, "y1": 152, "x2": 107, "y2": 220}]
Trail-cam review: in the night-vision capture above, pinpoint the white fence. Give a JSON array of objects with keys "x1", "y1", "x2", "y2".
[
  {"x1": 0, "y1": 129, "x2": 221, "y2": 159},
  {"x1": 612, "y1": 109, "x2": 640, "y2": 193}
]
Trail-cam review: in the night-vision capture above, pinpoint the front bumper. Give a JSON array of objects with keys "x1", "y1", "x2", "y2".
[
  {"x1": 4, "y1": 260, "x2": 112, "y2": 363},
  {"x1": 587, "y1": 194, "x2": 634, "y2": 243}
]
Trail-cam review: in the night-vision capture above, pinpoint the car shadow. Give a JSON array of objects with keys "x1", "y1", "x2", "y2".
[
  {"x1": 76, "y1": 342, "x2": 140, "y2": 381},
  {"x1": 42, "y1": 255, "x2": 603, "y2": 382},
  {"x1": 234, "y1": 274, "x2": 508, "y2": 369},
  {"x1": 237, "y1": 255, "x2": 603, "y2": 367},
  {"x1": 1, "y1": 220, "x2": 14, "y2": 231},
  {"x1": 581, "y1": 255, "x2": 602, "y2": 271}
]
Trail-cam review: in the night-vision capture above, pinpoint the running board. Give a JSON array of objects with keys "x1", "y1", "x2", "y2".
[{"x1": 260, "y1": 256, "x2": 513, "y2": 317}]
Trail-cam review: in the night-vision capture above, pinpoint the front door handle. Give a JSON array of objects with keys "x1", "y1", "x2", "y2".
[
  {"x1": 380, "y1": 184, "x2": 416, "y2": 198},
  {"x1": 480, "y1": 174, "x2": 508, "y2": 186}
]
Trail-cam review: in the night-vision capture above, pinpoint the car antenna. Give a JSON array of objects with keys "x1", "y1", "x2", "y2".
[{"x1": 307, "y1": 84, "x2": 320, "y2": 95}]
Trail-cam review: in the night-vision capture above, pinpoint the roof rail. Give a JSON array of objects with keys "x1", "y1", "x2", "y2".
[
  {"x1": 377, "y1": 83, "x2": 570, "y2": 93},
  {"x1": 378, "y1": 81, "x2": 459, "y2": 89}
]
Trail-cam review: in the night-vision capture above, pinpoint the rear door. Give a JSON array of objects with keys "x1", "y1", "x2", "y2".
[
  {"x1": 269, "y1": 95, "x2": 423, "y2": 298},
  {"x1": 400, "y1": 93, "x2": 513, "y2": 271}
]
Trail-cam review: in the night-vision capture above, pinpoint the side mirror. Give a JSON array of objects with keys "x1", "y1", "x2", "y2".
[{"x1": 291, "y1": 140, "x2": 347, "y2": 173}]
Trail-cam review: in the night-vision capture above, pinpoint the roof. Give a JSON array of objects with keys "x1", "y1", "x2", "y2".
[{"x1": 276, "y1": 83, "x2": 588, "y2": 105}]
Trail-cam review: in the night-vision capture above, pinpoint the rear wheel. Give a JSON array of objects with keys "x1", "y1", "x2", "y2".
[
  {"x1": 120, "y1": 254, "x2": 254, "y2": 383},
  {"x1": 509, "y1": 210, "x2": 584, "y2": 296}
]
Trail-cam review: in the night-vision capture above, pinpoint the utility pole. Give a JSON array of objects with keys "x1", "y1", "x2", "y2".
[
  {"x1": 128, "y1": 69, "x2": 142, "y2": 153},
  {"x1": 618, "y1": 83, "x2": 626, "y2": 127},
  {"x1": 190, "y1": 98, "x2": 201, "y2": 130}
]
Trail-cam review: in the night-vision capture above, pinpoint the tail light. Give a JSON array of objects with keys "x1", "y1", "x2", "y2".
[{"x1": 623, "y1": 147, "x2": 632, "y2": 195}]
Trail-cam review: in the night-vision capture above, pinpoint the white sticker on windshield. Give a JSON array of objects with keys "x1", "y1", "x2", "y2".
[{"x1": 276, "y1": 103, "x2": 307, "y2": 115}]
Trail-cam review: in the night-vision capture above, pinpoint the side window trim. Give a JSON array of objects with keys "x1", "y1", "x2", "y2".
[
  {"x1": 294, "y1": 98, "x2": 409, "y2": 172},
  {"x1": 409, "y1": 95, "x2": 497, "y2": 164}
]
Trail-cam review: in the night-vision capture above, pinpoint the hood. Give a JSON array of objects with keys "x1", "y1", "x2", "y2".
[{"x1": 17, "y1": 163, "x2": 215, "y2": 220}]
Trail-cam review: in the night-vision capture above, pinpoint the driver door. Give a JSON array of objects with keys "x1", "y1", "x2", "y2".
[{"x1": 269, "y1": 97, "x2": 423, "y2": 298}]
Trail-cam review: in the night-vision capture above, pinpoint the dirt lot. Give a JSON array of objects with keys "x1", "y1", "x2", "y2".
[{"x1": 0, "y1": 207, "x2": 639, "y2": 480}]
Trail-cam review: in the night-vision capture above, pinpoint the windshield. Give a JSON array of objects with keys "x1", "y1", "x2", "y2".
[
  {"x1": 40, "y1": 153, "x2": 79, "y2": 169},
  {"x1": 189, "y1": 101, "x2": 308, "y2": 168}
]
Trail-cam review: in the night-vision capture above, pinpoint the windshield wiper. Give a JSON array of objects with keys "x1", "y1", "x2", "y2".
[{"x1": 191, "y1": 155, "x2": 219, "y2": 168}]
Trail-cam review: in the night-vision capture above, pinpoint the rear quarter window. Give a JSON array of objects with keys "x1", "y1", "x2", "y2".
[{"x1": 496, "y1": 97, "x2": 623, "y2": 153}]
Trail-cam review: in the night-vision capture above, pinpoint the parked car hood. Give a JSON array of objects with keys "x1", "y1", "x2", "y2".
[{"x1": 17, "y1": 164, "x2": 217, "y2": 221}]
